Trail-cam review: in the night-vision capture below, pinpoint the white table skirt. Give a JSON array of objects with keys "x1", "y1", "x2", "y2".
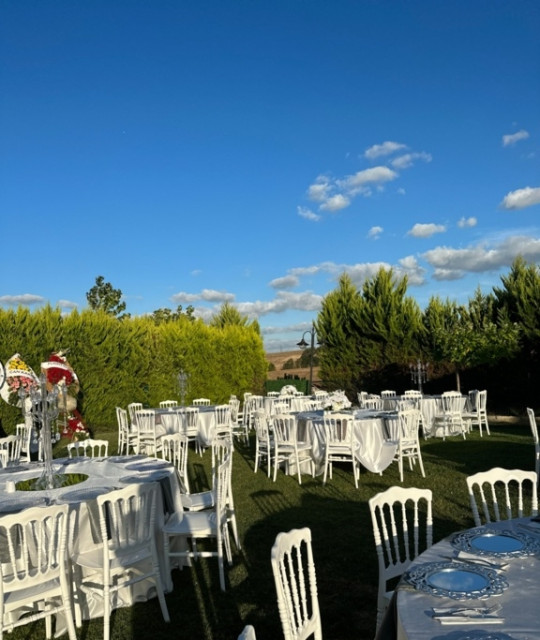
[
  {"x1": 297, "y1": 411, "x2": 397, "y2": 474},
  {"x1": 0, "y1": 456, "x2": 182, "y2": 621},
  {"x1": 396, "y1": 517, "x2": 540, "y2": 640},
  {"x1": 157, "y1": 406, "x2": 216, "y2": 447},
  {"x1": 419, "y1": 396, "x2": 468, "y2": 437}
]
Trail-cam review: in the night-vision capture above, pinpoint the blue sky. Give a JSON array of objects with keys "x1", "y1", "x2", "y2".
[{"x1": 1, "y1": 0, "x2": 539, "y2": 351}]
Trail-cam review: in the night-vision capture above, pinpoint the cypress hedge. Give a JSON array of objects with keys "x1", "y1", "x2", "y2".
[{"x1": 0, "y1": 306, "x2": 267, "y2": 433}]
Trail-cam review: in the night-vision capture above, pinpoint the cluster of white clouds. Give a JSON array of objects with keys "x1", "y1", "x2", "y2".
[
  {"x1": 298, "y1": 140, "x2": 432, "y2": 220},
  {"x1": 500, "y1": 186, "x2": 540, "y2": 210}
]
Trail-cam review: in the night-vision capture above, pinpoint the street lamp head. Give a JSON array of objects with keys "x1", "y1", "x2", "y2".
[{"x1": 297, "y1": 337, "x2": 309, "y2": 349}]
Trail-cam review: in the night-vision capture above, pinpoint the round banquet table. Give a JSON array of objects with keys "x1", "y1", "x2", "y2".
[
  {"x1": 395, "y1": 517, "x2": 540, "y2": 640},
  {"x1": 296, "y1": 410, "x2": 398, "y2": 474},
  {"x1": 157, "y1": 405, "x2": 217, "y2": 447},
  {"x1": 0, "y1": 456, "x2": 183, "y2": 620}
]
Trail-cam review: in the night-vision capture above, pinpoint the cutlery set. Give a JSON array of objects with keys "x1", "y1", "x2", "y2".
[{"x1": 432, "y1": 604, "x2": 504, "y2": 625}]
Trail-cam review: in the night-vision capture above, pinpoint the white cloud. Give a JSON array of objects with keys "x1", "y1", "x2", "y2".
[
  {"x1": 367, "y1": 226, "x2": 383, "y2": 239},
  {"x1": 320, "y1": 194, "x2": 350, "y2": 212},
  {"x1": 364, "y1": 141, "x2": 406, "y2": 160},
  {"x1": 57, "y1": 299, "x2": 78, "y2": 309},
  {"x1": 307, "y1": 176, "x2": 331, "y2": 202},
  {"x1": 407, "y1": 223, "x2": 447, "y2": 238},
  {"x1": 171, "y1": 289, "x2": 235, "y2": 304},
  {"x1": 339, "y1": 166, "x2": 398, "y2": 192},
  {"x1": 391, "y1": 152, "x2": 432, "y2": 170},
  {"x1": 190, "y1": 269, "x2": 202, "y2": 276},
  {"x1": 262, "y1": 321, "x2": 312, "y2": 335},
  {"x1": 502, "y1": 129, "x2": 530, "y2": 147},
  {"x1": 457, "y1": 216, "x2": 477, "y2": 228},
  {"x1": 269, "y1": 275, "x2": 299, "y2": 290},
  {"x1": 500, "y1": 186, "x2": 540, "y2": 210},
  {"x1": 423, "y1": 235, "x2": 540, "y2": 280},
  {"x1": 0, "y1": 294, "x2": 46, "y2": 306},
  {"x1": 236, "y1": 291, "x2": 323, "y2": 317},
  {"x1": 297, "y1": 206, "x2": 321, "y2": 221},
  {"x1": 397, "y1": 256, "x2": 426, "y2": 286},
  {"x1": 397, "y1": 187, "x2": 406, "y2": 195}
]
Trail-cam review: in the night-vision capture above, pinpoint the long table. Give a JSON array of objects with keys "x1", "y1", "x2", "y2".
[{"x1": 395, "y1": 517, "x2": 540, "y2": 639}]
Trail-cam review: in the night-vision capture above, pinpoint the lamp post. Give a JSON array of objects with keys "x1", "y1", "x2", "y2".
[
  {"x1": 297, "y1": 323, "x2": 317, "y2": 395},
  {"x1": 409, "y1": 359, "x2": 428, "y2": 394},
  {"x1": 177, "y1": 369, "x2": 189, "y2": 407}
]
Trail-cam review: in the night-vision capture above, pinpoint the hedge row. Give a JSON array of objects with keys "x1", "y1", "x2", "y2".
[{"x1": 0, "y1": 306, "x2": 267, "y2": 433}]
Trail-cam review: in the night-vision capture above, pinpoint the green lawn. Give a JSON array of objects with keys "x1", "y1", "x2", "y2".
[{"x1": 13, "y1": 418, "x2": 539, "y2": 639}]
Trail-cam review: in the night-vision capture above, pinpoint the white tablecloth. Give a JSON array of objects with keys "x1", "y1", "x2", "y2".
[
  {"x1": 297, "y1": 410, "x2": 397, "y2": 474},
  {"x1": 0, "y1": 456, "x2": 182, "y2": 619},
  {"x1": 419, "y1": 395, "x2": 468, "y2": 437},
  {"x1": 396, "y1": 517, "x2": 540, "y2": 639},
  {"x1": 157, "y1": 406, "x2": 216, "y2": 447}
]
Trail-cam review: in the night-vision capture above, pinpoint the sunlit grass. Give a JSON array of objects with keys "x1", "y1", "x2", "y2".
[{"x1": 8, "y1": 418, "x2": 537, "y2": 639}]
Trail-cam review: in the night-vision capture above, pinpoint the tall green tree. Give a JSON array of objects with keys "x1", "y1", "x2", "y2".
[
  {"x1": 86, "y1": 276, "x2": 129, "y2": 319},
  {"x1": 151, "y1": 304, "x2": 195, "y2": 324},
  {"x1": 353, "y1": 268, "x2": 423, "y2": 369},
  {"x1": 423, "y1": 289, "x2": 519, "y2": 391},
  {"x1": 493, "y1": 256, "x2": 540, "y2": 354},
  {"x1": 316, "y1": 274, "x2": 361, "y2": 393},
  {"x1": 210, "y1": 302, "x2": 259, "y2": 333}
]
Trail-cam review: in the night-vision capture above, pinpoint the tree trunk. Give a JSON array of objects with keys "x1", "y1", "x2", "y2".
[{"x1": 455, "y1": 369, "x2": 461, "y2": 393}]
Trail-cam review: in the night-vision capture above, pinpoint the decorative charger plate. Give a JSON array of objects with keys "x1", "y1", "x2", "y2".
[
  {"x1": 402, "y1": 561, "x2": 508, "y2": 600},
  {"x1": 452, "y1": 527, "x2": 540, "y2": 557},
  {"x1": 0, "y1": 496, "x2": 49, "y2": 513}
]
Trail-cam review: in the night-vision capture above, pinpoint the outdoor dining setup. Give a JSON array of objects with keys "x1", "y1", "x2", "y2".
[{"x1": 0, "y1": 344, "x2": 538, "y2": 640}]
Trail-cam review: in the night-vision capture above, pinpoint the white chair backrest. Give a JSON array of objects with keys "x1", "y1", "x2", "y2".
[
  {"x1": 238, "y1": 625, "x2": 256, "y2": 640},
  {"x1": 15, "y1": 422, "x2": 32, "y2": 462},
  {"x1": 159, "y1": 400, "x2": 178, "y2": 409},
  {"x1": 477, "y1": 389, "x2": 487, "y2": 411},
  {"x1": 364, "y1": 397, "x2": 383, "y2": 411},
  {"x1": 271, "y1": 527, "x2": 322, "y2": 640},
  {"x1": 67, "y1": 438, "x2": 109, "y2": 458},
  {"x1": 0, "y1": 503, "x2": 72, "y2": 620},
  {"x1": 397, "y1": 409, "x2": 422, "y2": 441},
  {"x1": 214, "y1": 404, "x2": 231, "y2": 426},
  {"x1": 127, "y1": 402, "x2": 143, "y2": 425},
  {"x1": 229, "y1": 397, "x2": 240, "y2": 421},
  {"x1": 98, "y1": 482, "x2": 159, "y2": 556},
  {"x1": 442, "y1": 391, "x2": 463, "y2": 413},
  {"x1": 183, "y1": 406, "x2": 199, "y2": 429},
  {"x1": 267, "y1": 391, "x2": 280, "y2": 397},
  {"x1": 323, "y1": 412, "x2": 354, "y2": 445},
  {"x1": 527, "y1": 407, "x2": 539, "y2": 445},
  {"x1": 403, "y1": 390, "x2": 422, "y2": 398},
  {"x1": 193, "y1": 398, "x2": 211, "y2": 406},
  {"x1": 135, "y1": 409, "x2": 156, "y2": 433},
  {"x1": 369, "y1": 486, "x2": 432, "y2": 629},
  {"x1": 381, "y1": 390, "x2": 396, "y2": 398},
  {"x1": 272, "y1": 414, "x2": 298, "y2": 446},
  {"x1": 466, "y1": 467, "x2": 539, "y2": 526},
  {"x1": 0, "y1": 434, "x2": 21, "y2": 463}
]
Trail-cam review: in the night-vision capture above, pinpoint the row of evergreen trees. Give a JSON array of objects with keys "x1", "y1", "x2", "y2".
[
  {"x1": 316, "y1": 257, "x2": 540, "y2": 412},
  {"x1": 0, "y1": 306, "x2": 266, "y2": 432}
]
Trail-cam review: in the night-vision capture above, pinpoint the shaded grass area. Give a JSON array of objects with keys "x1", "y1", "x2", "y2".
[{"x1": 9, "y1": 419, "x2": 537, "y2": 639}]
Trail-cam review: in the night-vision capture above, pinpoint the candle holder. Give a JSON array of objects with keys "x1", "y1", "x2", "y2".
[
  {"x1": 28, "y1": 373, "x2": 64, "y2": 490},
  {"x1": 409, "y1": 360, "x2": 428, "y2": 394},
  {"x1": 177, "y1": 369, "x2": 189, "y2": 407}
]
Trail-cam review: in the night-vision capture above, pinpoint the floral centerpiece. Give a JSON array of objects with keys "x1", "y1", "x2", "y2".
[
  {"x1": 325, "y1": 390, "x2": 352, "y2": 412},
  {"x1": 279, "y1": 384, "x2": 299, "y2": 396},
  {"x1": 42, "y1": 352, "x2": 89, "y2": 440},
  {"x1": 0, "y1": 353, "x2": 39, "y2": 407}
]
